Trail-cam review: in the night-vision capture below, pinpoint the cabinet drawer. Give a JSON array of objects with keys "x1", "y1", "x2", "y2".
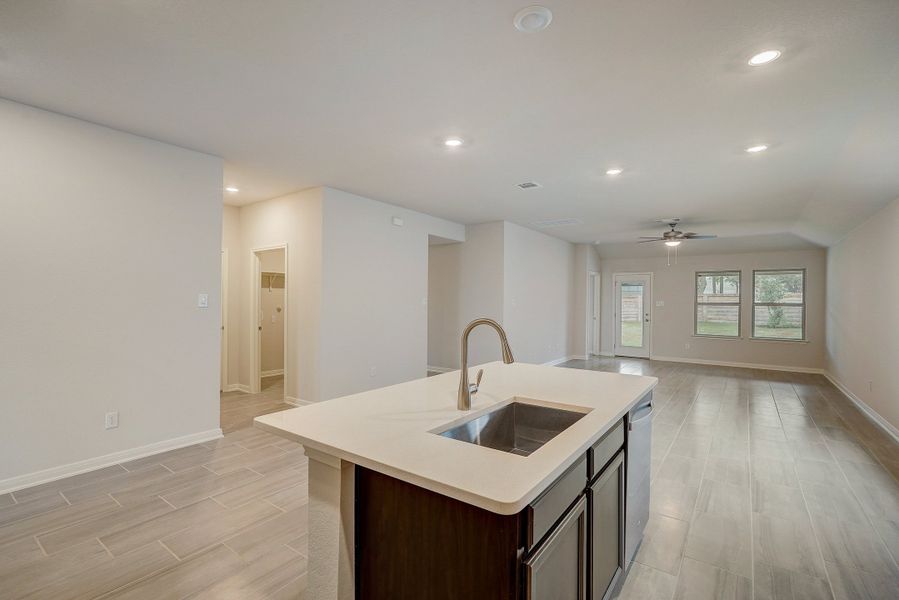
[
  {"x1": 525, "y1": 495, "x2": 587, "y2": 600},
  {"x1": 588, "y1": 420, "x2": 624, "y2": 478},
  {"x1": 528, "y1": 454, "x2": 588, "y2": 548}
]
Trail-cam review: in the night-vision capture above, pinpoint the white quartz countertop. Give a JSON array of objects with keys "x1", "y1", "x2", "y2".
[{"x1": 254, "y1": 362, "x2": 656, "y2": 514}]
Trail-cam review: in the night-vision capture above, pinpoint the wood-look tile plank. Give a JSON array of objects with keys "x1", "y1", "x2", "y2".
[
  {"x1": 810, "y1": 515, "x2": 899, "y2": 578},
  {"x1": 613, "y1": 562, "x2": 677, "y2": 600},
  {"x1": 60, "y1": 465, "x2": 173, "y2": 505},
  {"x1": 0, "y1": 494, "x2": 15, "y2": 508},
  {"x1": 160, "y1": 467, "x2": 263, "y2": 509},
  {"x1": 672, "y1": 557, "x2": 751, "y2": 600},
  {"x1": 11, "y1": 465, "x2": 127, "y2": 502},
  {"x1": 37, "y1": 497, "x2": 173, "y2": 555},
  {"x1": 754, "y1": 513, "x2": 827, "y2": 579},
  {"x1": 190, "y1": 545, "x2": 303, "y2": 599},
  {"x1": 634, "y1": 513, "x2": 689, "y2": 575},
  {"x1": 211, "y1": 467, "x2": 306, "y2": 509},
  {"x1": 224, "y1": 506, "x2": 307, "y2": 561},
  {"x1": 204, "y1": 445, "x2": 286, "y2": 475},
  {"x1": 0, "y1": 538, "x2": 110, "y2": 600},
  {"x1": 0, "y1": 492, "x2": 68, "y2": 527},
  {"x1": 0, "y1": 494, "x2": 118, "y2": 545},
  {"x1": 683, "y1": 512, "x2": 752, "y2": 578},
  {"x1": 753, "y1": 563, "x2": 833, "y2": 600},
  {"x1": 160, "y1": 498, "x2": 282, "y2": 559},
  {"x1": 102, "y1": 544, "x2": 244, "y2": 600},
  {"x1": 100, "y1": 497, "x2": 228, "y2": 557},
  {"x1": 18, "y1": 541, "x2": 177, "y2": 600},
  {"x1": 267, "y1": 573, "x2": 308, "y2": 600}
]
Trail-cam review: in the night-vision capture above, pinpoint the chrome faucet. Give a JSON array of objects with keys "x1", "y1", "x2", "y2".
[{"x1": 458, "y1": 318, "x2": 515, "y2": 411}]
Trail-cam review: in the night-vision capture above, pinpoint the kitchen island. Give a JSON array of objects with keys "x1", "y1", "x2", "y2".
[{"x1": 255, "y1": 361, "x2": 656, "y2": 600}]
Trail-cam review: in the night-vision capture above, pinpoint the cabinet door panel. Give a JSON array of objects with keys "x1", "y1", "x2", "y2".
[
  {"x1": 525, "y1": 495, "x2": 587, "y2": 600},
  {"x1": 590, "y1": 451, "x2": 625, "y2": 600}
]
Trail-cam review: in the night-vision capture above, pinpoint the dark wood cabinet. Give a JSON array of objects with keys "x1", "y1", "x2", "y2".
[
  {"x1": 589, "y1": 451, "x2": 625, "y2": 600},
  {"x1": 354, "y1": 416, "x2": 633, "y2": 600}
]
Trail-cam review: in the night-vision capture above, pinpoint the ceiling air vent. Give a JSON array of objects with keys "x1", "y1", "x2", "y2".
[
  {"x1": 517, "y1": 181, "x2": 542, "y2": 189},
  {"x1": 531, "y1": 218, "x2": 583, "y2": 229}
]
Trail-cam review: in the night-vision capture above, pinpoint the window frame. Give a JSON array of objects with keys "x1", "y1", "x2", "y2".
[
  {"x1": 694, "y1": 270, "x2": 742, "y2": 339},
  {"x1": 751, "y1": 268, "x2": 807, "y2": 342}
]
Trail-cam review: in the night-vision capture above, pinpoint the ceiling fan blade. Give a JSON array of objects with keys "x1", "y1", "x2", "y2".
[
  {"x1": 637, "y1": 238, "x2": 665, "y2": 243},
  {"x1": 638, "y1": 236, "x2": 664, "y2": 239},
  {"x1": 682, "y1": 234, "x2": 717, "y2": 240}
]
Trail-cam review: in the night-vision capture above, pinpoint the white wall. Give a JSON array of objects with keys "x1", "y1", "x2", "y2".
[
  {"x1": 571, "y1": 244, "x2": 602, "y2": 359},
  {"x1": 221, "y1": 205, "x2": 241, "y2": 388},
  {"x1": 598, "y1": 249, "x2": 827, "y2": 370},
  {"x1": 0, "y1": 99, "x2": 223, "y2": 486},
  {"x1": 826, "y1": 197, "x2": 899, "y2": 432},
  {"x1": 427, "y1": 222, "x2": 583, "y2": 369},
  {"x1": 319, "y1": 188, "x2": 465, "y2": 400},
  {"x1": 428, "y1": 222, "x2": 506, "y2": 369},
  {"x1": 237, "y1": 188, "x2": 323, "y2": 403},
  {"x1": 231, "y1": 187, "x2": 464, "y2": 402},
  {"x1": 503, "y1": 222, "x2": 576, "y2": 364}
]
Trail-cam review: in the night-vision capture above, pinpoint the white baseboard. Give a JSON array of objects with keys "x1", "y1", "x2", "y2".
[
  {"x1": 261, "y1": 369, "x2": 284, "y2": 377},
  {"x1": 823, "y1": 372, "x2": 899, "y2": 445},
  {"x1": 285, "y1": 396, "x2": 313, "y2": 407},
  {"x1": 0, "y1": 428, "x2": 223, "y2": 496},
  {"x1": 598, "y1": 352, "x2": 615, "y2": 357},
  {"x1": 222, "y1": 383, "x2": 244, "y2": 393},
  {"x1": 543, "y1": 356, "x2": 584, "y2": 366},
  {"x1": 649, "y1": 355, "x2": 826, "y2": 375},
  {"x1": 427, "y1": 365, "x2": 456, "y2": 374}
]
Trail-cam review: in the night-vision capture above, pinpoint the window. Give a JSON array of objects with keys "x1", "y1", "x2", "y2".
[
  {"x1": 752, "y1": 269, "x2": 805, "y2": 340},
  {"x1": 695, "y1": 271, "x2": 741, "y2": 337}
]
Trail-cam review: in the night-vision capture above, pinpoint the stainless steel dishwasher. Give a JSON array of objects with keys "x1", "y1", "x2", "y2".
[{"x1": 624, "y1": 393, "x2": 652, "y2": 564}]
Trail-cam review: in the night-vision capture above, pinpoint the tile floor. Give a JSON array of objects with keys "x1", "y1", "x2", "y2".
[
  {"x1": 2, "y1": 363, "x2": 897, "y2": 599},
  {"x1": 0, "y1": 375, "x2": 307, "y2": 599},
  {"x1": 561, "y1": 357, "x2": 899, "y2": 600}
]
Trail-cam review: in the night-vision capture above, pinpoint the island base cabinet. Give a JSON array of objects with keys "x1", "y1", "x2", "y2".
[
  {"x1": 523, "y1": 496, "x2": 587, "y2": 600},
  {"x1": 589, "y1": 451, "x2": 625, "y2": 600}
]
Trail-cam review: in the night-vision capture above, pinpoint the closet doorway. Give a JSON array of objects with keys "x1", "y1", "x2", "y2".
[{"x1": 250, "y1": 245, "x2": 287, "y2": 395}]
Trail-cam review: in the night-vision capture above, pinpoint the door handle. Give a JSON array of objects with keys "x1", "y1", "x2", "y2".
[{"x1": 258, "y1": 326, "x2": 262, "y2": 331}]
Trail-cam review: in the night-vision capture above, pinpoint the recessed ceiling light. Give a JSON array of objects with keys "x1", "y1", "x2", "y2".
[
  {"x1": 665, "y1": 240, "x2": 682, "y2": 247},
  {"x1": 444, "y1": 137, "x2": 464, "y2": 147},
  {"x1": 225, "y1": 186, "x2": 239, "y2": 193},
  {"x1": 513, "y1": 6, "x2": 553, "y2": 33},
  {"x1": 748, "y1": 50, "x2": 781, "y2": 66},
  {"x1": 745, "y1": 144, "x2": 768, "y2": 153},
  {"x1": 606, "y1": 168, "x2": 623, "y2": 176}
]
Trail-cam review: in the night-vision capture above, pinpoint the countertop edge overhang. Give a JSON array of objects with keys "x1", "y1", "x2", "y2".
[{"x1": 255, "y1": 362, "x2": 658, "y2": 514}]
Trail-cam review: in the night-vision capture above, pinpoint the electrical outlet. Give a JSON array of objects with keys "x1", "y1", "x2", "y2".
[
  {"x1": 684, "y1": 342, "x2": 690, "y2": 350},
  {"x1": 105, "y1": 411, "x2": 119, "y2": 430},
  {"x1": 197, "y1": 293, "x2": 209, "y2": 308},
  {"x1": 370, "y1": 367, "x2": 377, "y2": 377}
]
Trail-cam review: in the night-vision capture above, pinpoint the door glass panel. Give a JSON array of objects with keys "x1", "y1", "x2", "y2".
[{"x1": 620, "y1": 284, "x2": 644, "y2": 347}]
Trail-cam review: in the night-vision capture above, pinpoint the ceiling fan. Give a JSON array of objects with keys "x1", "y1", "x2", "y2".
[
  {"x1": 638, "y1": 218, "x2": 718, "y2": 246},
  {"x1": 637, "y1": 218, "x2": 718, "y2": 265}
]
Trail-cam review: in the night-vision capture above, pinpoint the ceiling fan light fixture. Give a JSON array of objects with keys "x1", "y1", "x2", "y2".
[
  {"x1": 748, "y1": 50, "x2": 781, "y2": 66},
  {"x1": 745, "y1": 144, "x2": 768, "y2": 153},
  {"x1": 605, "y1": 168, "x2": 623, "y2": 176},
  {"x1": 664, "y1": 240, "x2": 681, "y2": 247}
]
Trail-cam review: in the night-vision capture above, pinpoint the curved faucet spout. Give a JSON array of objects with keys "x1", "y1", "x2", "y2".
[{"x1": 458, "y1": 318, "x2": 515, "y2": 411}]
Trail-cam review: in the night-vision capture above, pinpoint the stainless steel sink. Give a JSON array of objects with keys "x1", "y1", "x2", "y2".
[{"x1": 435, "y1": 401, "x2": 589, "y2": 456}]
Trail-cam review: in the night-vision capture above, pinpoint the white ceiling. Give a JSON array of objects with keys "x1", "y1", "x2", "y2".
[{"x1": 2, "y1": 1, "x2": 897, "y2": 249}]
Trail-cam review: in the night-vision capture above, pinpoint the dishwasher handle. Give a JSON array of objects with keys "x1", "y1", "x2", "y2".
[{"x1": 628, "y1": 404, "x2": 653, "y2": 430}]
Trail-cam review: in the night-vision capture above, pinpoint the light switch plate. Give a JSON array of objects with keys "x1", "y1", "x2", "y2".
[
  {"x1": 656, "y1": 300, "x2": 664, "y2": 307},
  {"x1": 198, "y1": 293, "x2": 209, "y2": 308},
  {"x1": 105, "y1": 411, "x2": 119, "y2": 430}
]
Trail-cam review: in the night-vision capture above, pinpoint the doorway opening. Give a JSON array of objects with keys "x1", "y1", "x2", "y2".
[
  {"x1": 220, "y1": 249, "x2": 228, "y2": 392},
  {"x1": 251, "y1": 245, "x2": 287, "y2": 395},
  {"x1": 613, "y1": 273, "x2": 652, "y2": 359},
  {"x1": 588, "y1": 272, "x2": 601, "y2": 356}
]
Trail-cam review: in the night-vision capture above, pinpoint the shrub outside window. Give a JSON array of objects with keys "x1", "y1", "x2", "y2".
[
  {"x1": 752, "y1": 269, "x2": 806, "y2": 340},
  {"x1": 695, "y1": 271, "x2": 741, "y2": 338}
]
